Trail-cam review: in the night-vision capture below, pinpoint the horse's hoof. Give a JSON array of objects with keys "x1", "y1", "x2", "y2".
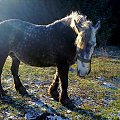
[
  {"x1": 48, "y1": 88, "x2": 59, "y2": 102},
  {"x1": 61, "y1": 100, "x2": 76, "y2": 110},
  {"x1": 60, "y1": 97, "x2": 75, "y2": 108},
  {"x1": 48, "y1": 92, "x2": 59, "y2": 101},
  {"x1": 17, "y1": 86, "x2": 28, "y2": 95},
  {"x1": 51, "y1": 95, "x2": 59, "y2": 102},
  {"x1": 60, "y1": 98, "x2": 71, "y2": 104}
]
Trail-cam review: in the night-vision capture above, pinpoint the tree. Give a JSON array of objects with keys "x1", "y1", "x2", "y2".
[{"x1": 0, "y1": 0, "x2": 119, "y2": 45}]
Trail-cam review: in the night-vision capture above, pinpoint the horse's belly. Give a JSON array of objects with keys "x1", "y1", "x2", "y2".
[
  {"x1": 25, "y1": 59, "x2": 57, "y2": 67},
  {"x1": 26, "y1": 62, "x2": 56, "y2": 67},
  {"x1": 15, "y1": 53, "x2": 57, "y2": 67}
]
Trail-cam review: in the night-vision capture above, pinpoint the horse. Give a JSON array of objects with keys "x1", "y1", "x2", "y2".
[{"x1": 0, "y1": 12, "x2": 100, "y2": 105}]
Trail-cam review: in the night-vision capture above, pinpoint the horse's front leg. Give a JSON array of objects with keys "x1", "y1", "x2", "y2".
[
  {"x1": 58, "y1": 63, "x2": 71, "y2": 105},
  {"x1": 48, "y1": 69, "x2": 59, "y2": 101}
]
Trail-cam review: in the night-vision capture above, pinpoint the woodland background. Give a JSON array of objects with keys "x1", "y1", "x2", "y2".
[
  {"x1": 0, "y1": 0, "x2": 120, "y2": 46},
  {"x1": 0, "y1": 1, "x2": 120, "y2": 119}
]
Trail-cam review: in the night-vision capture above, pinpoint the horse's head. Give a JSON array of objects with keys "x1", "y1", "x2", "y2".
[{"x1": 74, "y1": 19, "x2": 100, "y2": 77}]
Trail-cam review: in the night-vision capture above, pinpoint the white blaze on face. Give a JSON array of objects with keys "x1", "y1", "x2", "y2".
[
  {"x1": 76, "y1": 21, "x2": 100, "y2": 77},
  {"x1": 76, "y1": 30, "x2": 95, "y2": 77},
  {"x1": 77, "y1": 59, "x2": 90, "y2": 77}
]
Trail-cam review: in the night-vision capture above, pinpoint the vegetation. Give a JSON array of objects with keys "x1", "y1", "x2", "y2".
[
  {"x1": 0, "y1": 0, "x2": 119, "y2": 45},
  {"x1": 0, "y1": 0, "x2": 119, "y2": 119},
  {"x1": 0, "y1": 47, "x2": 120, "y2": 119}
]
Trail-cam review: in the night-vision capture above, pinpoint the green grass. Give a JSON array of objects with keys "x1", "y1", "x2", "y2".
[{"x1": 0, "y1": 53, "x2": 120, "y2": 119}]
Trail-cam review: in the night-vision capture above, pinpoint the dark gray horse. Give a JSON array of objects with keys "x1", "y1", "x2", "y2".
[{"x1": 0, "y1": 12, "x2": 100, "y2": 105}]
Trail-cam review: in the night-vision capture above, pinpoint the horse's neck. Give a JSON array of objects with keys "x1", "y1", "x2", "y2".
[{"x1": 62, "y1": 17, "x2": 72, "y2": 27}]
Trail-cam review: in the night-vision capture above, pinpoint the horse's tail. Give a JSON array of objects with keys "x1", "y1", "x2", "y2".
[{"x1": 0, "y1": 20, "x2": 10, "y2": 57}]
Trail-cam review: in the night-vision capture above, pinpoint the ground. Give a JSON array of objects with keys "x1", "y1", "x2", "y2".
[{"x1": 0, "y1": 46, "x2": 120, "y2": 120}]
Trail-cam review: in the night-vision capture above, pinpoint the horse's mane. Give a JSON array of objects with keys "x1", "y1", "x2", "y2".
[
  {"x1": 47, "y1": 12, "x2": 92, "y2": 49},
  {"x1": 64, "y1": 12, "x2": 92, "y2": 49},
  {"x1": 53, "y1": 11, "x2": 92, "y2": 29}
]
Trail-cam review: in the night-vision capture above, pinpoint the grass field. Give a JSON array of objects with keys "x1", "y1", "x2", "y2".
[{"x1": 0, "y1": 47, "x2": 120, "y2": 120}]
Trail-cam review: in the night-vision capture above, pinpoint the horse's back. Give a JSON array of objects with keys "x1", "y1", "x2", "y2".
[
  {"x1": 0, "y1": 19, "x2": 37, "y2": 37},
  {"x1": 0, "y1": 19, "x2": 38, "y2": 46},
  {"x1": 0, "y1": 19, "x2": 34, "y2": 28},
  {"x1": 0, "y1": 19, "x2": 34, "y2": 58}
]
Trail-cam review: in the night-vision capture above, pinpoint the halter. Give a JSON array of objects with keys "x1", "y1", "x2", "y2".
[{"x1": 77, "y1": 55, "x2": 91, "y2": 63}]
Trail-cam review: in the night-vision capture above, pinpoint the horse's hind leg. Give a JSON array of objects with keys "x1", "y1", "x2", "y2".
[
  {"x1": 0, "y1": 55, "x2": 8, "y2": 95},
  {"x1": 48, "y1": 69, "x2": 59, "y2": 101},
  {"x1": 10, "y1": 55, "x2": 27, "y2": 95}
]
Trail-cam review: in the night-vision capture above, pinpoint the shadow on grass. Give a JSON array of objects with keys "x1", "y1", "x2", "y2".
[
  {"x1": 0, "y1": 94, "x2": 68, "y2": 119},
  {"x1": 0, "y1": 95, "x2": 27, "y2": 117},
  {"x1": 0, "y1": 93, "x2": 108, "y2": 120},
  {"x1": 63, "y1": 103, "x2": 108, "y2": 120}
]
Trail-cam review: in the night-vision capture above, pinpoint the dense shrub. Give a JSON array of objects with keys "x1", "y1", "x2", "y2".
[{"x1": 0, "y1": 0, "x2": 119, "y2": 46}]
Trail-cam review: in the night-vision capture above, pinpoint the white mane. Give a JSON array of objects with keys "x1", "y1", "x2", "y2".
[{"x1": 63, "y1": 11, "x2": 92, "y2": 29}]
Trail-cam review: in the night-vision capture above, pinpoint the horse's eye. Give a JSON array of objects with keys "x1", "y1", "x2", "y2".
[{"x1": 88, "y1": 41, "x2": 96, "y2": 46}]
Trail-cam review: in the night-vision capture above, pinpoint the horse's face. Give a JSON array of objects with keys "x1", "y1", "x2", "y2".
[{"x1": 76, "y1": 21, "x2": 100, "y2": 77}]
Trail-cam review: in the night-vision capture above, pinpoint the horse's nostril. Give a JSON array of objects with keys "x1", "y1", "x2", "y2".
[{"x1": 77, "y1": 70, "x2": 88, "y2": 77}]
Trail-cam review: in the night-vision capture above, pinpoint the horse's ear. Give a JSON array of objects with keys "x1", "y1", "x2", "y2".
[
  {"x1": 93, "y1": 20, "x2": 100, "y2": 33},
  {"x1": 74, "y1": 20, "x2": 83, "y2": 33}
]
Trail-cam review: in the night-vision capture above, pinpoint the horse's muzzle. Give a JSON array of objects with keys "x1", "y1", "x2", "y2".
[
  {"x1": 77, "y1": 68, "x2": 91, "y2": 77},
  {"x1": 77, "y1": 70, "x2": 87, "y2": 77}
]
